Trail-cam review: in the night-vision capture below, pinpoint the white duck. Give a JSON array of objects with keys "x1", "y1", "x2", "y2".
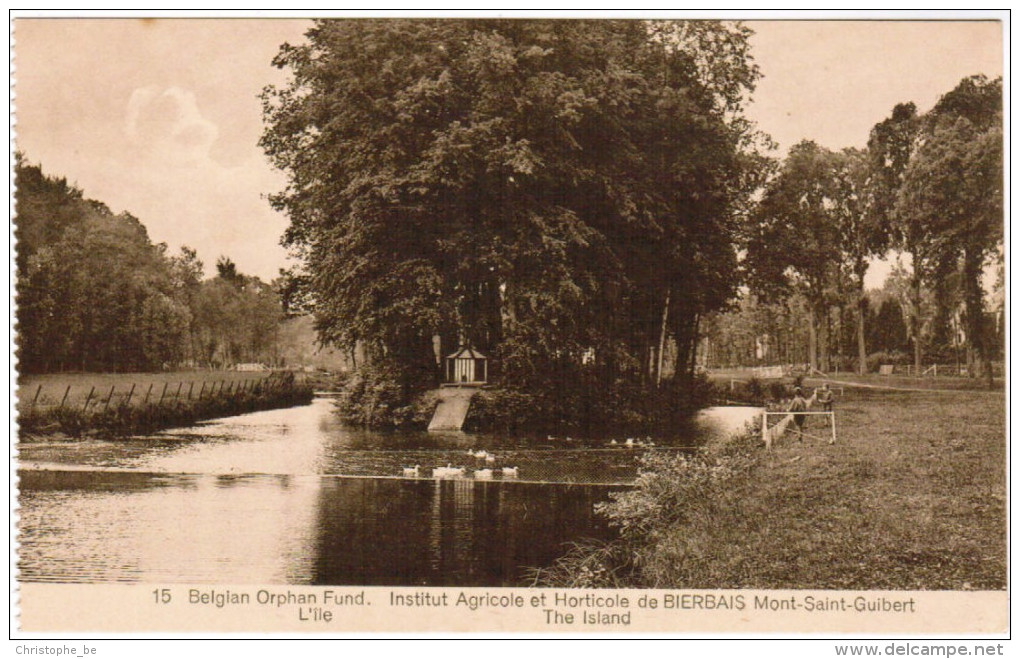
[
  {"x1": 434, "y1": 464, "x2": 466, "y2": 479},
  {"x1": 474, "y1": 468, "x2": 493, "y2": 480},
  {"x1": 501, "y1": 466, "x2": 519, "y2": 479},
  {"x1": 402, "y1": 465, "x2": 420, "y2": 478}
]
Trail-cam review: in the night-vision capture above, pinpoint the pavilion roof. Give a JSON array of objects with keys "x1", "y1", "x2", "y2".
[{"x1": 446, "y1": 346, "x2": 487, "y2": 360}]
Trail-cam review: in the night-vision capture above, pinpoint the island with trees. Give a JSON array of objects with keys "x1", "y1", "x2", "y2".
[
  {"x1": 14, "y1": 18, "x2": 1003, "y2": 592},
  {"x1": 260, "y1": 20, "x2": 1001, "y2": 436}
]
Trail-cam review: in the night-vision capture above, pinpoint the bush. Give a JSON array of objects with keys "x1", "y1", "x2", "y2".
[
  {"x1": 335, "y1": 362, "x2": 436, "y2": 429},
  {"x1": 767, "y1": 380, "x2": 791, "y2": 401},
  {"x1": 532, "y1": 436, "x2": 760, "y2": 587},
  {"x1": 866, "y1": 350, "x2": 911, "y2": 373},
  {"x1": 715, "y1": 376, "x2": 790, "y2": 406},
  {"x1": 464, "y1": 371, "x2": 716, "y2": 438},
  {"x1": 462, "y1": 389, "x2": 540, "y2": 434},
  {"x1": 745, "y1": 376, "x2": 765, "y2": 401}
]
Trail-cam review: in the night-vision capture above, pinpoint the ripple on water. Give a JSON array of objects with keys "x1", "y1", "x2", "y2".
[{"x1": 16, "y1": 399, "x2": 754, "y2": 585}]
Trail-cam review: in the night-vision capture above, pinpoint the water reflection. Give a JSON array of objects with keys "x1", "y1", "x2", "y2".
[
  {"x1": 17, "y1": 398, "x2": 758, "y2": 585},
  {"x1": 18, "y1": 399, "x2": 760, "y2": 484},
  {"x1": 19, "y1": 470, "x2": 617, "y2": 585}
]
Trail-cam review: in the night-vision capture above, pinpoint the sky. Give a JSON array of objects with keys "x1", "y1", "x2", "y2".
[{"x1": 13, "y1": 18, "x2": 1004, "y2": 286}]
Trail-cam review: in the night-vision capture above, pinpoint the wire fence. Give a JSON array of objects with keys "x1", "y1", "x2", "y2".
[
  {"x1": 18, "y1": 372, "x2": 307, "y2": 413},
  {"x1": 880, "y1": 363, "x2": 1004, "y2": 377}
]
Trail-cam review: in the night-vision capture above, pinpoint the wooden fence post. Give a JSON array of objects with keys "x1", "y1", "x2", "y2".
[
  {"x1": 82, "y1": 386, "x2": 95, "y2": 413},
  {"x1": 187, "y1": 382, "x2": 194, "y2": 400},
  {"x1": 175, "y1": 382, "x2": 183, "y2": 400},
  {"x1": 103, "y1": 385, "x2": 116, "y2": 411},
  {"x1": 59, "y1": 385, "x2": 71, "y2": 409},
  {"x1": 142, "y1": 383, "x2": 154, "y2": 405},
  {"x1": 198, "y1": 382, "x2": 206, "y2": 400},
  {"x1": 158, "y1": 382, "x2": 168, "y2": 405},
  {"x1": 30, "y1": 384, "x2": 42, "y2": 411},
  {"x1": 124, "y1": 384, "x2": 136, "y2": 407}
]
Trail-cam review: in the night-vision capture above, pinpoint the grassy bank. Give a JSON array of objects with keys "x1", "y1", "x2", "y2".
[
  {"x1": 18, "y1": 371, "x2": 314, "y2": 439},
  {"x1": 539, "y1": 387, "x2": 1005, "y2": 590},
  {"x1": 16, "y1": 370, "x2": 281, "y2": 413}
]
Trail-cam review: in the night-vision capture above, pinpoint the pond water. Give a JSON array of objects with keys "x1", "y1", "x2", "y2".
[{"x1": 17, "y1": 398, "x2": 760, "y2": 586}]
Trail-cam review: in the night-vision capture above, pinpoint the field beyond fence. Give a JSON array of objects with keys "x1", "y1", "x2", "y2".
[
  {"x1": 16, "y1": 371, "x2": 298, "y2": 413},
  {"x1": 16, "y1": 370, "x2": 314, "y2": 438}
]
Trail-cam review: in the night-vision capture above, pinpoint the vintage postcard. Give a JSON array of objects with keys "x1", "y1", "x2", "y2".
[{"x1": 10, "y1": 13, "x2": 1007, "y2": 644}]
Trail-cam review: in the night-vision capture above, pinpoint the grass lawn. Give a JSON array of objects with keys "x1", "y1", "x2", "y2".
[
  {"x1": 16, "y1": 371, "x2": 276, "y2": 413},
  {"x1": 807, "y1": 373, "x2": 1003, "y2": 392},
  {"x1": 615, "y1": 387, "x2": 1005, "y2": 590},
  {"x1": 709, "y1": 368, "x2": 1001, "y2": 392}
]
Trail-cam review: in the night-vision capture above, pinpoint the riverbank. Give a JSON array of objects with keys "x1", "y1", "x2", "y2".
[
  {"x1": 17, "y1": 370, "x2": 283, "y2": 412},
  {"x1": 18, "y1": 371, "x2": 314, "y2": 439},
  {"x1": 540, "y1": 387, "x2": 1005, "y2": 589}
]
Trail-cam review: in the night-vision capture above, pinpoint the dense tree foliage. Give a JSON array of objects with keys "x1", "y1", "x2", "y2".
[
  {"x1": 262, "y1": 19, "x2": 764, "y2": 406},
  {"x1": 15, "y1": 158, "x2": 286, "y2": 373},
  {"x1": 745, "y1": 140, "x2": 845, "y2": 371},
  {"x1": 895, "y1": 76, "x2": 1002, "y2": 382},
  {"x1": 722, "y1": 75, "x2": 1002, "y2": 381}
]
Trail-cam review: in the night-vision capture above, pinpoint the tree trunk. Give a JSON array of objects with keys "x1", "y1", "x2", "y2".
[
  {"x1": 961, "y1": 245, "x2": 993, "y2": 389},
  {"x1": 820, "y1": 307, "x2": 831, "y2": 373},
  {"x1": 688, "y1": 313, "x2": 700, "y2": 377},
  {"x1": 807, "y1": 306, "x2": 818, "y2": 372},
  {"x1": 911, "y1": 274, "x2": 923, "y2": 371},
  {"x1": 857, "y1": 287, "x2": 868, "y2": 375},
  {"x1": 656, "y1": 288, "x2": 670, "y2": 387}
]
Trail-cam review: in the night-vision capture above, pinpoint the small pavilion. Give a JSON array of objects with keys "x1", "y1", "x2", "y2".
[{"x1": 444, "y1": 346, "x2": 488, "y2": 385}]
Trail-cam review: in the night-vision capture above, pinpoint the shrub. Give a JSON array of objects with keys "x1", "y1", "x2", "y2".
[
  {"x1": 462, "y1": 388, "x2": 539, "y2": 434},
  {"x1": 866, "y1": 350, "x2": 911, "y2": 373},
  {"x1": 717, "y1": 376, "x2": 789, "y2": 406},
  {"x1": 464, "y1": 371, "x2": 716, "y2": 438},
  {"x1": 531, "y1": 435, "x2": 761, "y2": 587},
  {"x1": 335, "y1": 362, "x2": 434, "y2": 429},
  {"x1": 767, "y1": 381, "x2": 790, "y2": 400},
  {"x1": 745, "y1": 376, "x2": 765, "y2": 402}
]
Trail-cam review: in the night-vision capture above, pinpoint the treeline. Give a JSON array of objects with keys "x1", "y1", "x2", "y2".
[
  {"x1": 714, "y1": 75, "x2": 1002, "y2": 380},
  {"x1": 261, "y1": 20, "x2": 767, "y2": 427},
  {"x1": 15, "y1": 157, "x2": 286, "y2": 374},
  {"x1": 705, "y1": 285, "x2": 915, "y2": 373}
]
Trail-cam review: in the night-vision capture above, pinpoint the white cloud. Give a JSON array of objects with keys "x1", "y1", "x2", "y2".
[{"x1": 126, "y1": 86, "x2": 220, "y2": 163}]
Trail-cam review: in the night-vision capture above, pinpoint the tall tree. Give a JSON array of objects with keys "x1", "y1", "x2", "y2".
[
  {"x1": 868, "y1": 102, "x2": 929, "y2": 369},
  {"x1": 896, "y1": 76, "x2": 1002, "y2": 384},
  {"x1": 15, "y1": 158, "x2": 197, "y2": 372},
  {"x1": 745, "y1": 140, "x2": 842, "y2": 372},
  {"x1": 261, "y1": 19, "x2": 762, "y2": 397},
  {"x1": 832, "y1": 147, "x2": 888, "y2": 373},
  {"x1": 15, "y1": 158, "x2": 289, "y2": 374}
]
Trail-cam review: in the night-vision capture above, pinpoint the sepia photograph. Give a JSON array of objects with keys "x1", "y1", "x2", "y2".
[{"x1": 10, "y1": 12, "x2": 1006, "y2": 639}]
